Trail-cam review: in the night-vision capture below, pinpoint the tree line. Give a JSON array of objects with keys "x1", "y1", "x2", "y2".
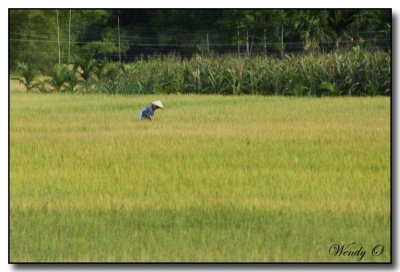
[{"x1": 10, "y1": 9, "x2": 391, "y2": 71}]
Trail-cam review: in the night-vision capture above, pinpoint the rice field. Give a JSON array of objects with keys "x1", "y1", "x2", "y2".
[{"x1": 9, "y1": 91, "x2": 390, "y2": 262}]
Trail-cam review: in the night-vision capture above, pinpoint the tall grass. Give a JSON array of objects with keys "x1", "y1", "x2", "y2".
[
  {"x1": 15, "y1": 47, "x2": 390, "y2": 96},
  {"x1": 10, "y1": 94, "x2": 390, "y2": 262},
  {"x1": 98, "y1": 48, "x2": 391, "y2": 96}
]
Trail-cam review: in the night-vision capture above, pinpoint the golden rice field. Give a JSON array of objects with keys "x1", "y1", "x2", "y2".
[{"x1": 9, "y1": 88, "x2": 390, "y2": 262}]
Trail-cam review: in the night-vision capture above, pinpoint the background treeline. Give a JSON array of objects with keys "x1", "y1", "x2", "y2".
[
  {"x1": 10, "y1": 9, "x2": 391, "y2": 96},
  {"x1": 10, "y1": 9, "x2": 390, "y2": 70}
]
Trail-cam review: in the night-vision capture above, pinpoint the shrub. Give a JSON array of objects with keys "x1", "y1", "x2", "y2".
[
  {"x1": 47, "y1": 65, "x2": 70, "y2": 92},
  {"x1": 13, "y1": 62, "x2": 40, "y2": 92}
]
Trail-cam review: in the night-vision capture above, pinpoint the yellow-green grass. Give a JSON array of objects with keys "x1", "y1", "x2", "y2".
[{"x1": 10, "y1": 92, "x2": 390, "y2": 262}]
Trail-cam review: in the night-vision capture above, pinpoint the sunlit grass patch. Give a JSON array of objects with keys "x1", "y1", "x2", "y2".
[{"x1": 10, "y1": 93, "x2": 390, "y2": 262}]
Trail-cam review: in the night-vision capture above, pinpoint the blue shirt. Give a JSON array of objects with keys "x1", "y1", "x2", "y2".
[{"x1": 137, "y1": 106, "x2": 155, "y2": 120}]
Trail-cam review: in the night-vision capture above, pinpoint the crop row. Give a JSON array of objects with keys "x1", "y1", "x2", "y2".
[{"x1": 14, "y1": 46, "x2": 390, "y2": 96}]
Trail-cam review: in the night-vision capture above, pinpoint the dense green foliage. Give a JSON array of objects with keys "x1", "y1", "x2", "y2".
[
  {"x1": 120, "y1": 48, "x2": 390, "y2": 96},
  {"x1": 12, "y1": 62, "x2": 40, "y2": 92},
  {"x1": 10, "y1": 94, "x2": 390, "y2": 262},
  {"x1": 14, "y1": 47, "x2": 390, "y2": 96},
  {"x1": 10, "y1": 9, "x2": 391, "y2": 71}
]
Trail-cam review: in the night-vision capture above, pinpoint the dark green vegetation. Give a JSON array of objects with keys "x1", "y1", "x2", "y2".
[
  {"x1": 13, "y1": 47, "x2": 390, "y2": 96},
  {"x1": 10, "y1": 94, "x2": 390, "y2": 262},
  {"x1": 10, "y1": 9, "x2": 390, "y2": 71},
  {"x1": 10, "y1": 9, "x2": 391, "y2": 96}
]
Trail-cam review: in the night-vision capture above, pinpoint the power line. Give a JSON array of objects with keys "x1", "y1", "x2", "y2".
[
  {"x1": 11, "y1": 50, "x2": 195, "y2": 59},
  {"x1": 9, "y1": 37, "x2": 391, "y2": 47},
  {"x1": 10, "y1": 23, "x2": 391, "y2": 65},
  {"x1": 10, "y1": 25, "x2": 390, "y2": 46}
]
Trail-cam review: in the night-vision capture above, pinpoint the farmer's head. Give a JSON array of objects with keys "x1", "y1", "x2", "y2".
[{"x1": 151, "y1": 100, "x2": 164, "y2": 110}]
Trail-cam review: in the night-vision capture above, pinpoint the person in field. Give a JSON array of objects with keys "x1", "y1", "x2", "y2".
[{"x1": 137, "y1": 100, "x2": 164, "y2": 120}]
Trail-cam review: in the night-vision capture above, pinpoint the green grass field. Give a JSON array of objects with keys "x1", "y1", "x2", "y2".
[{"x1": 10, "y1": 91, "x2": 390, "y2": 262}]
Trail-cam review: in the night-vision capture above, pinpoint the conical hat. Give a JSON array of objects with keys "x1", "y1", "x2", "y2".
[{"x1": 151, "y1": 100, "x2": 164, "y2": 109}]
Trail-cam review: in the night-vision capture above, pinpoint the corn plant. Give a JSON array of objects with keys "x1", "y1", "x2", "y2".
[
  {"x1": 24, "y1": 47, "x2": 389, "y2": 96},
  {"x1": 95, "y1": 60, "x2": 125, "y2": 94}
]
